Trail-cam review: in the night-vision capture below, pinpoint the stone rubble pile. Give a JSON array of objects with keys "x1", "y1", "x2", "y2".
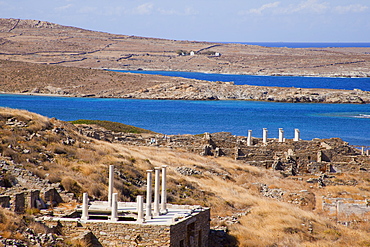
[
  {"x1": 260, "y1": 183, "x2": 284, "y2": 200},
  {"x1": 5, "y1": 117, "x2": 28, "y2": 128},
  {"x1": 175, "y1": 166, "x2": 202, "y2": 176},
  {"x1": 0, "y1": 160, "x2": 59, "y2": 192},
  {"x1": 0, "y1": 228, "x2": 59, "y2": 247}
]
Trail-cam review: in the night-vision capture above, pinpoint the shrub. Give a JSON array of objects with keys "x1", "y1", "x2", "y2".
[
  {"x1": 70, "y1": 119, "x2": 156, "y2": 134},
  {"x1": 175, "y1": 50, "x2": 189, "y2": 55},
  {"x1": 61, "y1": 177, "x2": 83, "y2": 196}
]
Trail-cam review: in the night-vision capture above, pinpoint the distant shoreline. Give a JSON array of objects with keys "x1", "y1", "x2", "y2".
[{"x1": 220, "y1": 42, "x2": 370, "y2": 48}]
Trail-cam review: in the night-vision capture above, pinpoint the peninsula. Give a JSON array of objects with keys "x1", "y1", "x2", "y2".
[{"x1": 1, "y1": 18, "x2": 370, "y2": 103}]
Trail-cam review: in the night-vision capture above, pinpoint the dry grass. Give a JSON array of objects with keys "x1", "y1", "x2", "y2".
[
  {"x1": 2, "y1": 108, "x2": 370, "y2": 246},
  {"x1": 0, "y1": 208, "x2": 23, "y2": 239}
]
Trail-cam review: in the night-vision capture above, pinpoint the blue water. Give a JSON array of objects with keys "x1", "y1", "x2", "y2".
[
  {"x1": 227, "y1": 42, "x2": 370, "y2": 48},
  {"x1": 0, "y1": 94, "x2": 369, "y2": 146},
  {"x1": 111, "y1": 70, "x2": 370, "y2": 91}
]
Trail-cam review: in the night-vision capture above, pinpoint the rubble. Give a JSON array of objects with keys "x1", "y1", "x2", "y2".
[{"x1": 175, "y1": 166, "x2": 202, "y2": 176}]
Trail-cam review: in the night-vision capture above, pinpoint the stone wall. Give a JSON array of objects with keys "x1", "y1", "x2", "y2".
[
  {"x1": 322, "y1": 197, "x2": 370, "y2": 216},
  {"x1": 0, "y1": 195, "x2": 10, "y2": 208},
  {"x1": 14, "y1": 193, "x2": 25, "y2": 213},
  {"x1": 59, "y1": 221, "x2": 171, "y2": 246},
  {"x1": 170, "y1": 209, "x2": 210, "y2": 247},
  {"x1": 46, "y1": 208, "x2": 210, "y2": 247}
]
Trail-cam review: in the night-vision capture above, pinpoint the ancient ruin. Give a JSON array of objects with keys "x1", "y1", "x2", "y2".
[
  {"x1": 1, "y1": 162, "x2": 210, "y2": 246},
  {"x1": 77, "y1": 125, "x2": 370, "y2": 176},
  {"x1": 45, "y1": 164, "x2": 210, "y2": 247}
]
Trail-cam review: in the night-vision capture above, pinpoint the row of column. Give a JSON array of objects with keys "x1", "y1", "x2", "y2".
[
  {"x1": 81, "y1": 165, "x2": 168, "y2": 223},
  {"x1": 361, "y1": 147, "x2": 370, "y2": 156},
  {"x1": 247, "y1": 128, "x2": 300, "y2": 146},
  {"x1": 144, "y1": 166, "x2": 168, "y2": 221}
]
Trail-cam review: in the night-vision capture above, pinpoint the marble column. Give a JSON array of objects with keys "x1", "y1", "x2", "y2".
[
  {"x1": 153, "y1": 167, "x2": 161, "y2": 216},
  {"x1": 145, "y1": 170, "x2": 153, "y2": 220},
  {"x1": 137, "y1": 195, "x2": 144, "y2": 223},
  {"x1": 160, "y1": 165, "x2": 168, "y2": 214},
  {"x1": 108, "y1": 165, "x2": 114, "y2": 206},
  {"x1": 247, "y1": 130, "x2": 252, "y2": 146},
  {"x1": 278, "y1": 128, "x2": 284, "y2": 143},
  {"x1": 81, "y1": 193, "x2": 89, "y2": 221},
  {"x1": 111, "y1": 193, "x2": 118, "y2": 222},
  {"x1": 263, "y1": 128, "x2": 268, "y2": 144},
  {"x1": 294, "y1": 129, "x2": 300, "y2": 142}
]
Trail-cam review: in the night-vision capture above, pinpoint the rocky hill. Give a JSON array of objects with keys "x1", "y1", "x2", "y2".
[
  {"x1": 1, "y1": 108, "x2": 370, "y2": 246},
  {"x1": 1, "y1": 59, "x2": 370, "y2": 103},
  {"x1": 1, "y1": 18, "x2": 370, "y2": 103},
  {"x1": 1, "y1": 18, "x2": 369, "y2": 78}
]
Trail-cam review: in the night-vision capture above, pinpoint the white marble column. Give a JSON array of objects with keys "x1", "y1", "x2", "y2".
[
  {"x1": 278, "y1": 128, "x2": 284, "y2": 143},
  {"x1": 137, "y1": 195, "x2": 144, "y2": 223},
  {"x1": 294, "y1": 129, "x2": 300, "y2": 142},
  {"x1": 153, "y1": 167, "x2": 161, "y2": 216},
  {"x1": 247, "y1": 130, "x2": 252, "y2": 146},
  {"x1": 81, "y1": 192, "x2": 89, "y2": 221},
  {"x1": 111, "y1": 193, "x2": 118, "y2": 222},
  {"x1": 160, "y1": 165, "x2": 168, "y2": 214},
  {"x1": 263, "y1": 128, "x2": 268, "y2": 144},
  {"x1": 108, "y1": 165, "x2": 114, "y2": 206},
  {"x1": 145, "y1": 170, "x2": 153, "y2": 220},
  {"x1": 336, "y1": 201, "x2": 343, "y2": 219}
]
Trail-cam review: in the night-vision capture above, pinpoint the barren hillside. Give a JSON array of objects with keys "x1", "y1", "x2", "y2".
[
  {"x1": 1, "y1": 18, "x2": 370, "y2": 103},
  {"x1": 1, "y1": 59, "x2": 370, "y2": 103},
  {"x1": 0, "y1": 18, "x2": 370, "y2": 78}
]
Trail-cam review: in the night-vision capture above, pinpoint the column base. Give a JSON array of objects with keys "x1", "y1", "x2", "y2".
[{"x1": 160, "y1": 209, "x2": 168, "y2": 215}]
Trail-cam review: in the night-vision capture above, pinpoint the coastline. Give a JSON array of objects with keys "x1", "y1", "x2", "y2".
[{"x1": 2, "y1": 82, "x2": 370, "y2": 104}]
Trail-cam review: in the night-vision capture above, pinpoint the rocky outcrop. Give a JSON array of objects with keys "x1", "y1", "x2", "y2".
[{"x1": 121, "y1": 81, "x2": 370, "y2": 103}]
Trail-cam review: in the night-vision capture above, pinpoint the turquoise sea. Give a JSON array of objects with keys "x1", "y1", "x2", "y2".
[{"x1": 0, "y1": 93, "x2": 369, "y2": 146}]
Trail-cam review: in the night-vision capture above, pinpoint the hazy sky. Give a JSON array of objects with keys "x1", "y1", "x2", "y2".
[{"x1": 1, "y1": 0, "x2": 369, "y2": 42}]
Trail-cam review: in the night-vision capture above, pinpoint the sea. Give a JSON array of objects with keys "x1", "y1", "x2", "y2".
[
  {"x1": 0, "y1": 94, "x2": 369, "y2": 146},
  {"x1": 111, "y1": 70, "x2": 370, "y2": 91},
  {"x1": 1, "y1": 42, "x2": 369, "y2": 147},
  {"x1": 229, "y1": 42, "x2": 370, "y2": 48},
  {"x1": 110, "y1": 42, "x2": 370, "y2": 91}
]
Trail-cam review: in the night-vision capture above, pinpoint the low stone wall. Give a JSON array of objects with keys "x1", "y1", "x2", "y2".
[
  {"x1": 58, "y1": 220, "x2": 171, "y2": 246},
  {"x1": 45, "y1": 208, "x2": 210, "y2": 247},
  {"x1": 322, "y1": 197, "x2": 370, "y2": 216}
]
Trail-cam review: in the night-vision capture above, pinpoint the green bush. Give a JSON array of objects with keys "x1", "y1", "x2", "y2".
[{"x1": 70, "y1": 119, "x2": 156, "y2": 134}]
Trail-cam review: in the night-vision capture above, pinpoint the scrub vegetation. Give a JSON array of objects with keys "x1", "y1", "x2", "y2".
[
  {"x1": 70, "y1": 119, "x2": 156, "y2": 134},
  {"x1": 1, "y1": 108, "x2": 370, "y2": 246}
]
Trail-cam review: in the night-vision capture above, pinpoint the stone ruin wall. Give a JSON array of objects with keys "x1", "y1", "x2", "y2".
[
  {"x1": 45, "y1": 209, "x2": 210, "y2": 247},
  {"x1": 170, "y1": 208, "x2": 210, "y2": 247},
  {"x1": 322, "y1": 197, "x2": 370, "y2": 216},
  {"x1": 0, "y1": 188, "x2": 64, "y2": 214},
  {"x1": 77, "y1": 125, "x2": 369, "y2": 175},
  {"x1": 52, "y1": 220, "x2": 171, "y2": 247}
]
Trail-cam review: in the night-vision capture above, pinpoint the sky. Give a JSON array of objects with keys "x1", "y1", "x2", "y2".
[{"x1": 0, "y1": 0, "x2": 369, "y2": 43}]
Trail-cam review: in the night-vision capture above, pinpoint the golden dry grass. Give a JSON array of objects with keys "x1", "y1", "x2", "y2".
[
  {"x1": 0, "y1": 208, "x2": 23, "y2": 239},
  {"x1": 2, "y1": 108, "x2": 370, "y2": 246}
]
